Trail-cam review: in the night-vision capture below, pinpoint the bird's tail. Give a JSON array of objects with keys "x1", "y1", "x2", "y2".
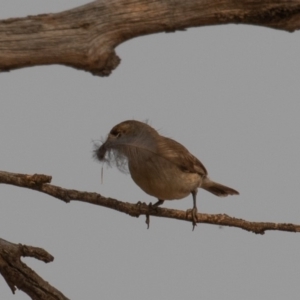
[{"x1": 201, "y1": 178, "x2": 239, "y2": 197}]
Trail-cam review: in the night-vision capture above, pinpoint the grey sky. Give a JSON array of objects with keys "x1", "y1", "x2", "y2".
[{"x1": 1, "y1": 1, "x2": 300, "y2": 299}]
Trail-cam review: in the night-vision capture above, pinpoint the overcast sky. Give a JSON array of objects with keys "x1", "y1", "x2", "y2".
[{"x1": 1, "y1": 1, "x2": 300, "y2": 299}]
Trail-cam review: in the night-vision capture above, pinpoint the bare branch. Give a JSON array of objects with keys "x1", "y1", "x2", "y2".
[
  {"x1": 1, "y1": 170, "x2": 299, "y2": 235},
  {"x1": 0, "y1": 238, "x2": 69, "y2": 300},
  {"x1": 1, "y1": 0, "x2": 300, "y2": 76}
]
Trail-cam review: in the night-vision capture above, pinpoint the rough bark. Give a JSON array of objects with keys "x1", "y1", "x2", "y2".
[
  {"x1": 1, "y1": 170, "x2": 299, "y2": 235},
  {"x1": 0, "y1": 238, "x2": 69, "y2": 300},
  {"x1": 1, "y1": 0, "x2": 300, "y2": 76}
]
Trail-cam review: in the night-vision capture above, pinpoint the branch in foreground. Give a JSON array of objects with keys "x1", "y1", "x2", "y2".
[
  {"x1": 1, "y1": 0, "x2": 300, "y2": 76},
  {"x1": 1, "y1": 170, "x2": 299, "y2": 235},
  {"x1": 0, "y1": 238, "x2": 69, "y2": 300}
]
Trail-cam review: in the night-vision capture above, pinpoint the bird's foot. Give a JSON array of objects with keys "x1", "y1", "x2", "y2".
[
  {"x1": 144, "y1": 202, "x2": 153, "y2": 229},
  {"x1": 148, "y1": 202, "x2": 161, "y2": 212},
  {"x1": 145, "y1": 214, "x2": 150, "y2": 229},
  {"x1": 136, "y1": 201, "x2": 163, "y2": 229},
  {"x1": 134, "y1": 201, "x2": 151, "y2": 228},
  {"x1": 145, "y1": 202, "x2": 156, "y2": 229},
  {"x1": 186, "y1": 207, "x2": 198, "y2": 231},
  {"x1": 145, "y1": 201, "x2": 163, "y2": 229}
]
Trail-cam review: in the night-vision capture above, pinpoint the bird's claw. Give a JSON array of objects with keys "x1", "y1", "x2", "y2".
[
  {"x1": 145, "y1": 202, "x2": 153, "y2": 229},
  {"x1": 186, "y1": 207, "x2": 198, "y2": 231},
  {"x1": 145, "y1": 202, "x2": 161, "y2": 229},
  {"x1": 145, "y1": 202, "x2": 156, "y2": 229},
  {"x1": 145, "y1": 214, "x2": 150, "y2": 229}
]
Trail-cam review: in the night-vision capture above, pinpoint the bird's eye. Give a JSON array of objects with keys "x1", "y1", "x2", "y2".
[{"x1": 110, "y1": 129, "x2": 121, "y2": 137}]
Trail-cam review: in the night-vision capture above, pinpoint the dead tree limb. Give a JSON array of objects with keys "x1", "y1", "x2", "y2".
[
  {"x1": 1, "y1": 170, "x2": 299, "y2": 235},
  {"x1": 0, "y1": 238, "x2": 69, "y2": 300},
  {"x1": 1, "y1": 0, "x2": 300, "y2": 76}
]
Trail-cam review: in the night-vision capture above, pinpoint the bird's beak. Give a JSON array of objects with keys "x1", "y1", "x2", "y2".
[
  {"x1": 95, "y1": 134, "x2": 118, "y2": 161},
  {"x1": 95, "y1": 134, "x2": 116, "y2": 161},
  {"x1": 96, "y1": 142, "x2": 107, "y2": 161}
]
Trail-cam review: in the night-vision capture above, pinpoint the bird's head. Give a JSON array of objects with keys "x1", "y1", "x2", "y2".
[{"x1": 94, "y1": 120, "x2": 158, "y2": 162}]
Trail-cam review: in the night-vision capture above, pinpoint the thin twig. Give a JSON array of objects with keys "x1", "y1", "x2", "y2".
[{"x1": 1, "y1": 170, "x2": 299, "y2": 234}]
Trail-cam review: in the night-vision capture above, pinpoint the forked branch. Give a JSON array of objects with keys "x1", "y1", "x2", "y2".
[
  {"x1": 1, "y1": 170, "x2": 299, "y2": 235},
  {"x1": 0, "y1": 238, "x2": 69, "y2": 300}
]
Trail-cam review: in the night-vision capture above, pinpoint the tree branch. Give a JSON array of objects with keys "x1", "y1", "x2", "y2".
[
  {"x1": 1, "y1": 170, "x2": 299, "y2": 235},
  {"x1": 0, "y1": 238, "x2": 69, "y2": 300},
  {"x1": 1, "y1": 0, "x2": 300, "y2": 76}
]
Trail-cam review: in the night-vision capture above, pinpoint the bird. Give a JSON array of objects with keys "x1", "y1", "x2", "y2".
[{"x1": 95, "y1": 120, "x2": 239, "y2": 229}]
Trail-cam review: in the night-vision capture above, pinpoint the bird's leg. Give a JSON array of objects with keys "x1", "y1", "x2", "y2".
[
  {"x1": 152, "y1": 199, "x2": 164, "y2": 207},
  {"x1": 186, "y1": 190, "x2": 198, "y2": 231},
  {"x1": 146, "y1": 199, "x2": 164, "y2": 229}
]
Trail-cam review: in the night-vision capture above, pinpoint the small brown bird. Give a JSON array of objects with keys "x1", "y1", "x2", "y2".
[{"x1": 95, "y1": 120, "x2": 239, "y2": 229}]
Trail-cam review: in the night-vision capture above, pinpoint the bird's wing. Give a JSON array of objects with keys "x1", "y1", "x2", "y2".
[{"x1": 158, "y1": 136, "x2": 207, "y2": 176}]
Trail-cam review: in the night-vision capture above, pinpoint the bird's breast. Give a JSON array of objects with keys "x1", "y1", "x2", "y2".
[{"x1": 128, "y1": 155, "x2": 201, "y2": 200}]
